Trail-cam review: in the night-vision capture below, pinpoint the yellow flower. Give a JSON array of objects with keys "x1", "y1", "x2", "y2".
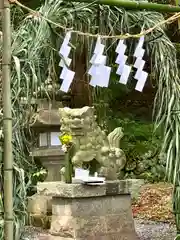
[{"x1": 59, "y1": 134, "x2": 72, "y2": 145}]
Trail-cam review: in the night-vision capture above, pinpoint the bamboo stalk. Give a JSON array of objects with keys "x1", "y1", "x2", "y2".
[
  {"x1": 175, "y1": 0, "x2": 180, "y2": 29},
  {"x1": 71, "y1": 0, "x2": 180, "y2": 12},
  {"x1": 2, "y1": 0, "x2": 13, "y2": 239}
]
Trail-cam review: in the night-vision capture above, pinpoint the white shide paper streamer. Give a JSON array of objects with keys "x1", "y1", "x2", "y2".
[
  {"x1": 58, "y1": 34, "x2": 149, "y2": 93},
  {"x1": 133, "y1": 36, "x2": 148, "y2": 92},
  {"x1": 59, "y1": 32, "x2": 75, "y2": 93},
  {"x1": 88, "y1": 37, "x2": 111, "y2": 88},
  {"x1": 115, "y1": 40, "x2": 131, "y2": 85}
]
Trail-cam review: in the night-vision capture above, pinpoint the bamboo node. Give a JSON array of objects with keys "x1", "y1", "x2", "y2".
[{"x1": 9, "y1": 0, "x2": 180, "y2": 40}]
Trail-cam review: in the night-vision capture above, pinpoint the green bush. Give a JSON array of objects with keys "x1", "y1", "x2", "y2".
[{"x1": 108, "y1": 117, "x2": 165, "y2": 182}]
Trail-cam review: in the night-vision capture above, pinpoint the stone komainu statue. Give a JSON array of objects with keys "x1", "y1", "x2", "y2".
[{"x1": 59, "y1": 106, "x2": 126, "y2": 180}]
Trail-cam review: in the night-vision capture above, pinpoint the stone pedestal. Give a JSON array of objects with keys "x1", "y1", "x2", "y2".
[
  {"x1": 37, "y1": 180, "x2": 141, "y2": 240},
  {"x1": 31, "y1": 148, "x2": 65, "y2": 181}
]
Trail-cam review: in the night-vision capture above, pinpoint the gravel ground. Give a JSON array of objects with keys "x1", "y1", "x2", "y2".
[
  {"x1": 135, "y1": 219, "x2": 176, "y2": 240},
  {"x1": 21, "y1": 219, "x2": 177, "y2": 240}
]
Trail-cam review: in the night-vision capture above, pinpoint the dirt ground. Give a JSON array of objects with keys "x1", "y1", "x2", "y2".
[{"x1": 132, "y1": 182, "x2": 174, "y2": 223}]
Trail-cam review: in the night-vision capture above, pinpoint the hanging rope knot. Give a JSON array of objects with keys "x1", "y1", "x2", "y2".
[
  {"x1": 26, "y1": 11, "x2": 42, "y2": 20},
  {"x1": 32, "y1": 11, "x2": 41, "y2": 18}
]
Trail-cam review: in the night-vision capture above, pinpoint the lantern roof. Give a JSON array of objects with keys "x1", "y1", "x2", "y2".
[{"x1": 30, "y1": 99, "x2": 62, "y2": 127}]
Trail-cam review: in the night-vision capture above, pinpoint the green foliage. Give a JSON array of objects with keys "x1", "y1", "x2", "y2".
[
  {"x1": 98, "y1": 109, "x2": 165, "y2": 182},
  {"x1": 113, "y1": 118, "x2": 165, "y2": 182},
  {"x1": 20, "y1": 0, "x2": 45, "y2": 10},
  {"x1": 28, "y1": 168, "x2": 47, "y2": 195}
]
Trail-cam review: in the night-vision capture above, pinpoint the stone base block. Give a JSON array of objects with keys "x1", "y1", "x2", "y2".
[
  {"x1": 37, "y1": 179, "x2": 144, "y2": 199},
  {"x1": 28, "y1": 194, "x2": 53, "y2": 214},
  {"x1": 47, "y1": 181, "x2": 139, "y2": 240},
  {"x1": 27, "y1": 193, "x2": 52, "y2": 228},
  {"x1": 27, "y1": 194, "x2": 48, "y2": 215},
  {"x1": 39, "y1": 233, "x2": 139, "y2": 240},
  {"x1": 28, "y1": 214, "x2": 51, "y2": 229}
]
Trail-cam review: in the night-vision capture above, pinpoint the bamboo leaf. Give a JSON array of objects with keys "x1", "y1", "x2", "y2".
[{"x1": 12, "y1": 56, "x2": 21, "y2": 88}]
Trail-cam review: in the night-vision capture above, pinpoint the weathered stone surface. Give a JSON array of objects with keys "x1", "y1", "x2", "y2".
[
  {"x1": 30, "y1": 148, "x2": 64, "y2": 158},
  {"x1": 106, "y1": 232, "x2": 139, "y2": 240},
  {"x1": 106, "y1": 213, "x2": 135, "y2": 233},
  {"x1": 30, "y1": 150, "x2": 65, "y2": 182},
  {"x1": 28, "y1": 214, "x2": 51, "y2": 229},
  {"x1": 75, "y1": 216, "x2": 106, "y2": 238},
  {"x1": 47, "y1": 197, "x2": 52, "y2": 213},
  {"x1": 27, "y1": 194, "x2": 53, "y2": 216},
  {"x1": 37, "y1": 182, "x2": 106, "y2": 198},
  {"x1": 126, "y1": 179, "x2": 144, "y2": 200},
  {"x1": 50, "y1": 194, "x2": 138, "y2": 239},
  {"x1": 37, "y1": 179, "x2": 143, "y2": 198},
  {"x1": 30, "y1": 99, "x2": 63, "y2": 126},
  {"x1": 52, "y1": 198, "x2": 72, "y2": 216},
  {"x1": 27, "y1": 194, "x2": 48, "y2": 215},
  {"x1": 71, "y1": 197, "x2": 111, "y2": 216},
  {"x1": 110, "y1": 196, "x2": 131, "y2": 213},
  {"x1": 50, "y1": 215, "x2": 106, "y2": 238},
  {"x1": 93, "y1": 233, "x2": 139, "y2": 240},
  {"x1": 106, "y1": 214, "x2": 125, "y2": 233},
  {"x1": 92, "y1": 236, "x2": 108, "y2": 240},
  {"x1": 52, "y1": 195, "x2": 131, "y2": 217},
  {"x1": 52, "y1": 197, "x2": 106, "y2": 216},
  {"x1": 106, "y1": 181, "x2": 119, "y2": 195},
  {"x1": 39, "y1": 180, "x2": 140, "y2": 239},
  {"x1": 118, "y1": 180, "x2": 129, "y2": 194},
  {"x1": 39, "y1": 234, "x2": 139, "y2": 240},
  {"x1": 50, "y1": 215, "x2": 75, "y2": 237},
  {"x1": 40, "y1": 236, "x2": 94, "y2": 240}
]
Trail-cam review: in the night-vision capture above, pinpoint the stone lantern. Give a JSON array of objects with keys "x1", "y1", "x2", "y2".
[{"x1": 30, "y1": 99, "x2": 65, "y2": 181}]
